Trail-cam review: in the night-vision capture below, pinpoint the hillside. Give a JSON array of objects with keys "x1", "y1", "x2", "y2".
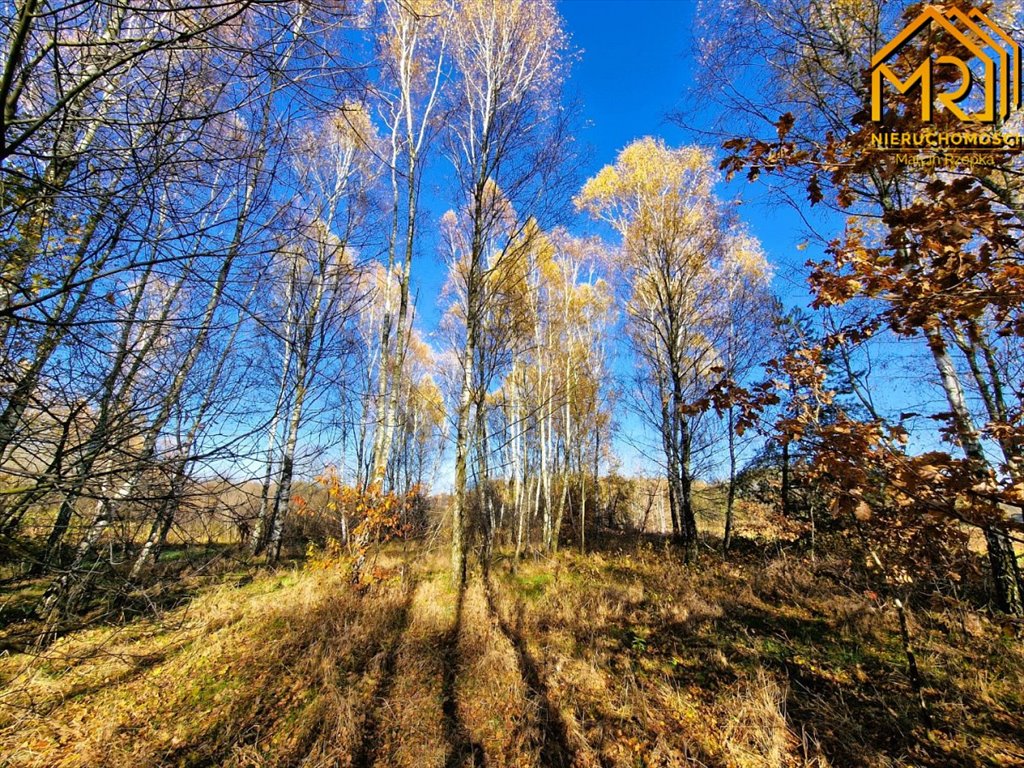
[{"x1": 2, "y1": 533, "x2": 1022, "y2": 768}]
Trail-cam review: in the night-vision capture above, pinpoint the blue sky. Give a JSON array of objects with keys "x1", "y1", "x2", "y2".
[
  {"x1": 559, "y1": 0, "x2": 829, "y2": 305},
  {"x1": 561, "y1": 0, "x2": 693, "y2": 158},
  {"x1": 418, "y1": 0, "x2": 861, "y2": 481},
  {"x1": 414, "y1": 0, "x2": 823, "y2": 329},
  {"x1": 411, "y1": 0, "x2": 824, "y2": 475},
  {"x1": 406, "y1": 0, "x2": 935, "y2": 483}
]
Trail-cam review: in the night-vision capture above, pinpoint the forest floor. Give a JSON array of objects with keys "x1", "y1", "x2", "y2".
[{"x1": 1, "y1": 532, "x2": 1023, "y2": 768}]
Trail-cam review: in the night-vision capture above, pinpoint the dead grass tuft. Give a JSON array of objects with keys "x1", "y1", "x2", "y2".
[
  {"x1": 368, "y1": 561, "x2": 451, "y2": 768},
  {"x1": 720, "y1": 670, "x2": 798, "y2": 768}
]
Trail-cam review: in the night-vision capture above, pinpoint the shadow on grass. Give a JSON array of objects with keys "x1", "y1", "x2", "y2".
[
  {"x1": 443, "y1": 581, "x2": 486, "y2": 768},
  {"x1": 0, "y1": 541, "x2": 254, "y2": 652},
  {"x1": 2, "y1": 573, "x2": 411, "y2": 768},
  {"x1": 350, "y1": 574, "x2": 418, "y2": 768},
  {"x1": 483, "y1": 573, "x2": 576, "y2": 768},
  {"x1": 502, "y1": 535, "x2": 1020, "y2": 768},
  {"x1": 655, "y1": 560, "x2": 1003, "y2": 768}
]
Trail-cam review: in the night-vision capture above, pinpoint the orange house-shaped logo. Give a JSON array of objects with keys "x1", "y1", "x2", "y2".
[{"x1": 871, "y1": 5, "x2": 1021, "y2": 123}]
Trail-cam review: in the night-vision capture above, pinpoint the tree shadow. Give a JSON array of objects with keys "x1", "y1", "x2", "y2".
[
  {"x1": 483, "y1": 575, "x2": 576, "y2": 768},
  {"x1": 689, "y1": 591, "x2": 996, "y2": 767},
  {"x1": 350, "y1": 575, "x2": 418, "y2": 768},
  {"x1": 134, "y1": 578, "x2": 408, "y2": 768},
  {"x1": 443, "y1": 581, "x2": 487, "y2": 768},
  {"x1": 0, "y1": 542, "x2": 249, "y2": 652}
]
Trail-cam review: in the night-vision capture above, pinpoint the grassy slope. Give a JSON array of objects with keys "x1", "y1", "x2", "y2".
[{"x1": 1, "y1": 539, "x2": 1022, "y2": 768}]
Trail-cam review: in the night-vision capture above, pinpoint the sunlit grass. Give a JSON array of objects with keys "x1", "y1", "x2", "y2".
[{"x1": 1, "y1": 536, "x2": 1021, "y2": 767}]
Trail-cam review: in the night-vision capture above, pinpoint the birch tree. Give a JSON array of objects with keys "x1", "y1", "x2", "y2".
[
  {"x1": 368, "y1": 0, "x2": 452, "y2": 487},
  {"x1": 251, "y1": 106, "x2": 374, "y2": 561},
  {"x1": 443, "y1": 0, "x2": 568, "y2": 583},
  {"x1": 578, "y1": 138, "x2": 766, "y2": 561},
  {"x1": 710, "y1": 0, "x2": 1024, "y2": 612}
]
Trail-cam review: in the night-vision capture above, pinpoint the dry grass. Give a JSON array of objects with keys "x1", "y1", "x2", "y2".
[
  {"x1": 366, "y1": 555, "x2": 451, "y2": 768},
  {"x1": 0, "y1": 556, "x2": 410, "y2": 767},
  {"x1": 489, "y1": 542, "x2": 1024, "y2": 768},
  {"x1": 454, "y1": 577, "x2": 536, "y2": 767},
  {"x1": 1, "y1": 537, "x2": 1022, "y2": 768},
  {"x1": 720, "y1": 671, "x2": 797, "y2": 768}
]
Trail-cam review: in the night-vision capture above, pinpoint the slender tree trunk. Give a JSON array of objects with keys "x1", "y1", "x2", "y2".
[
  {"x1": 266, "y1": 396, "x2": 302, "y2": 564},
  {"x1": 540, "y1": 369, "x2": 553, "y2": 550},
  {"x1": 451, "y1": 336, "x2": 474, "y2": 585},
  {"x1": 781, "y1": 440, "x2": 791, "y2": 517},
  {"x1": 926, "y1": 326, "x2": 1023, "y2": 615},
  {"x1": 724, "y1": 405, "x2": 737, "y2": 552},
  {"x1": 579, "y1": 472, "x2": 587, "y2": 555},
  {"x1": 131, "y1": 472, "x2": 185, "y2": 579},
  {"x1": 130, "y1": 281, "x2": 254, "y2": 578},
  {"x1": 659, "y1": 392, "x2": 682, "y2": 541},
  {"x1": 659, "y1": 485, "x2": 667, "y2": 535},
  {"x1": 551, "y1": 357, "x2": 574, "y2": 553},
  {"x1": 679, "y1": 417, "x2": 697, "y2": 562},
  {"x1": 954, "y1": 320, "x2": 1022, "y2": 480},
  {"x1": 41, "y1": 233, "x2": 240, "y2": 618},
  {"x1": 1, "y1": 6, "x2": 129, "y2": 335},
  {"x1": 0, "y1": 194, "x2": 122, "y2": 470},
  {"x1": 266, "y1": 256, "x2": 330, "y2": 563},
  {"x1": 514, "y1": 476, "x2": 528, "y2": 569},
  {"x1": 35, "y1": 259, "x2": 165, "y2": 568},
  {"x1": 474, "y1": 385, "x2": 493, "y2": 566},
  {"x1": 252, "y1": 280, "x2": 296, "y2": 555}
]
